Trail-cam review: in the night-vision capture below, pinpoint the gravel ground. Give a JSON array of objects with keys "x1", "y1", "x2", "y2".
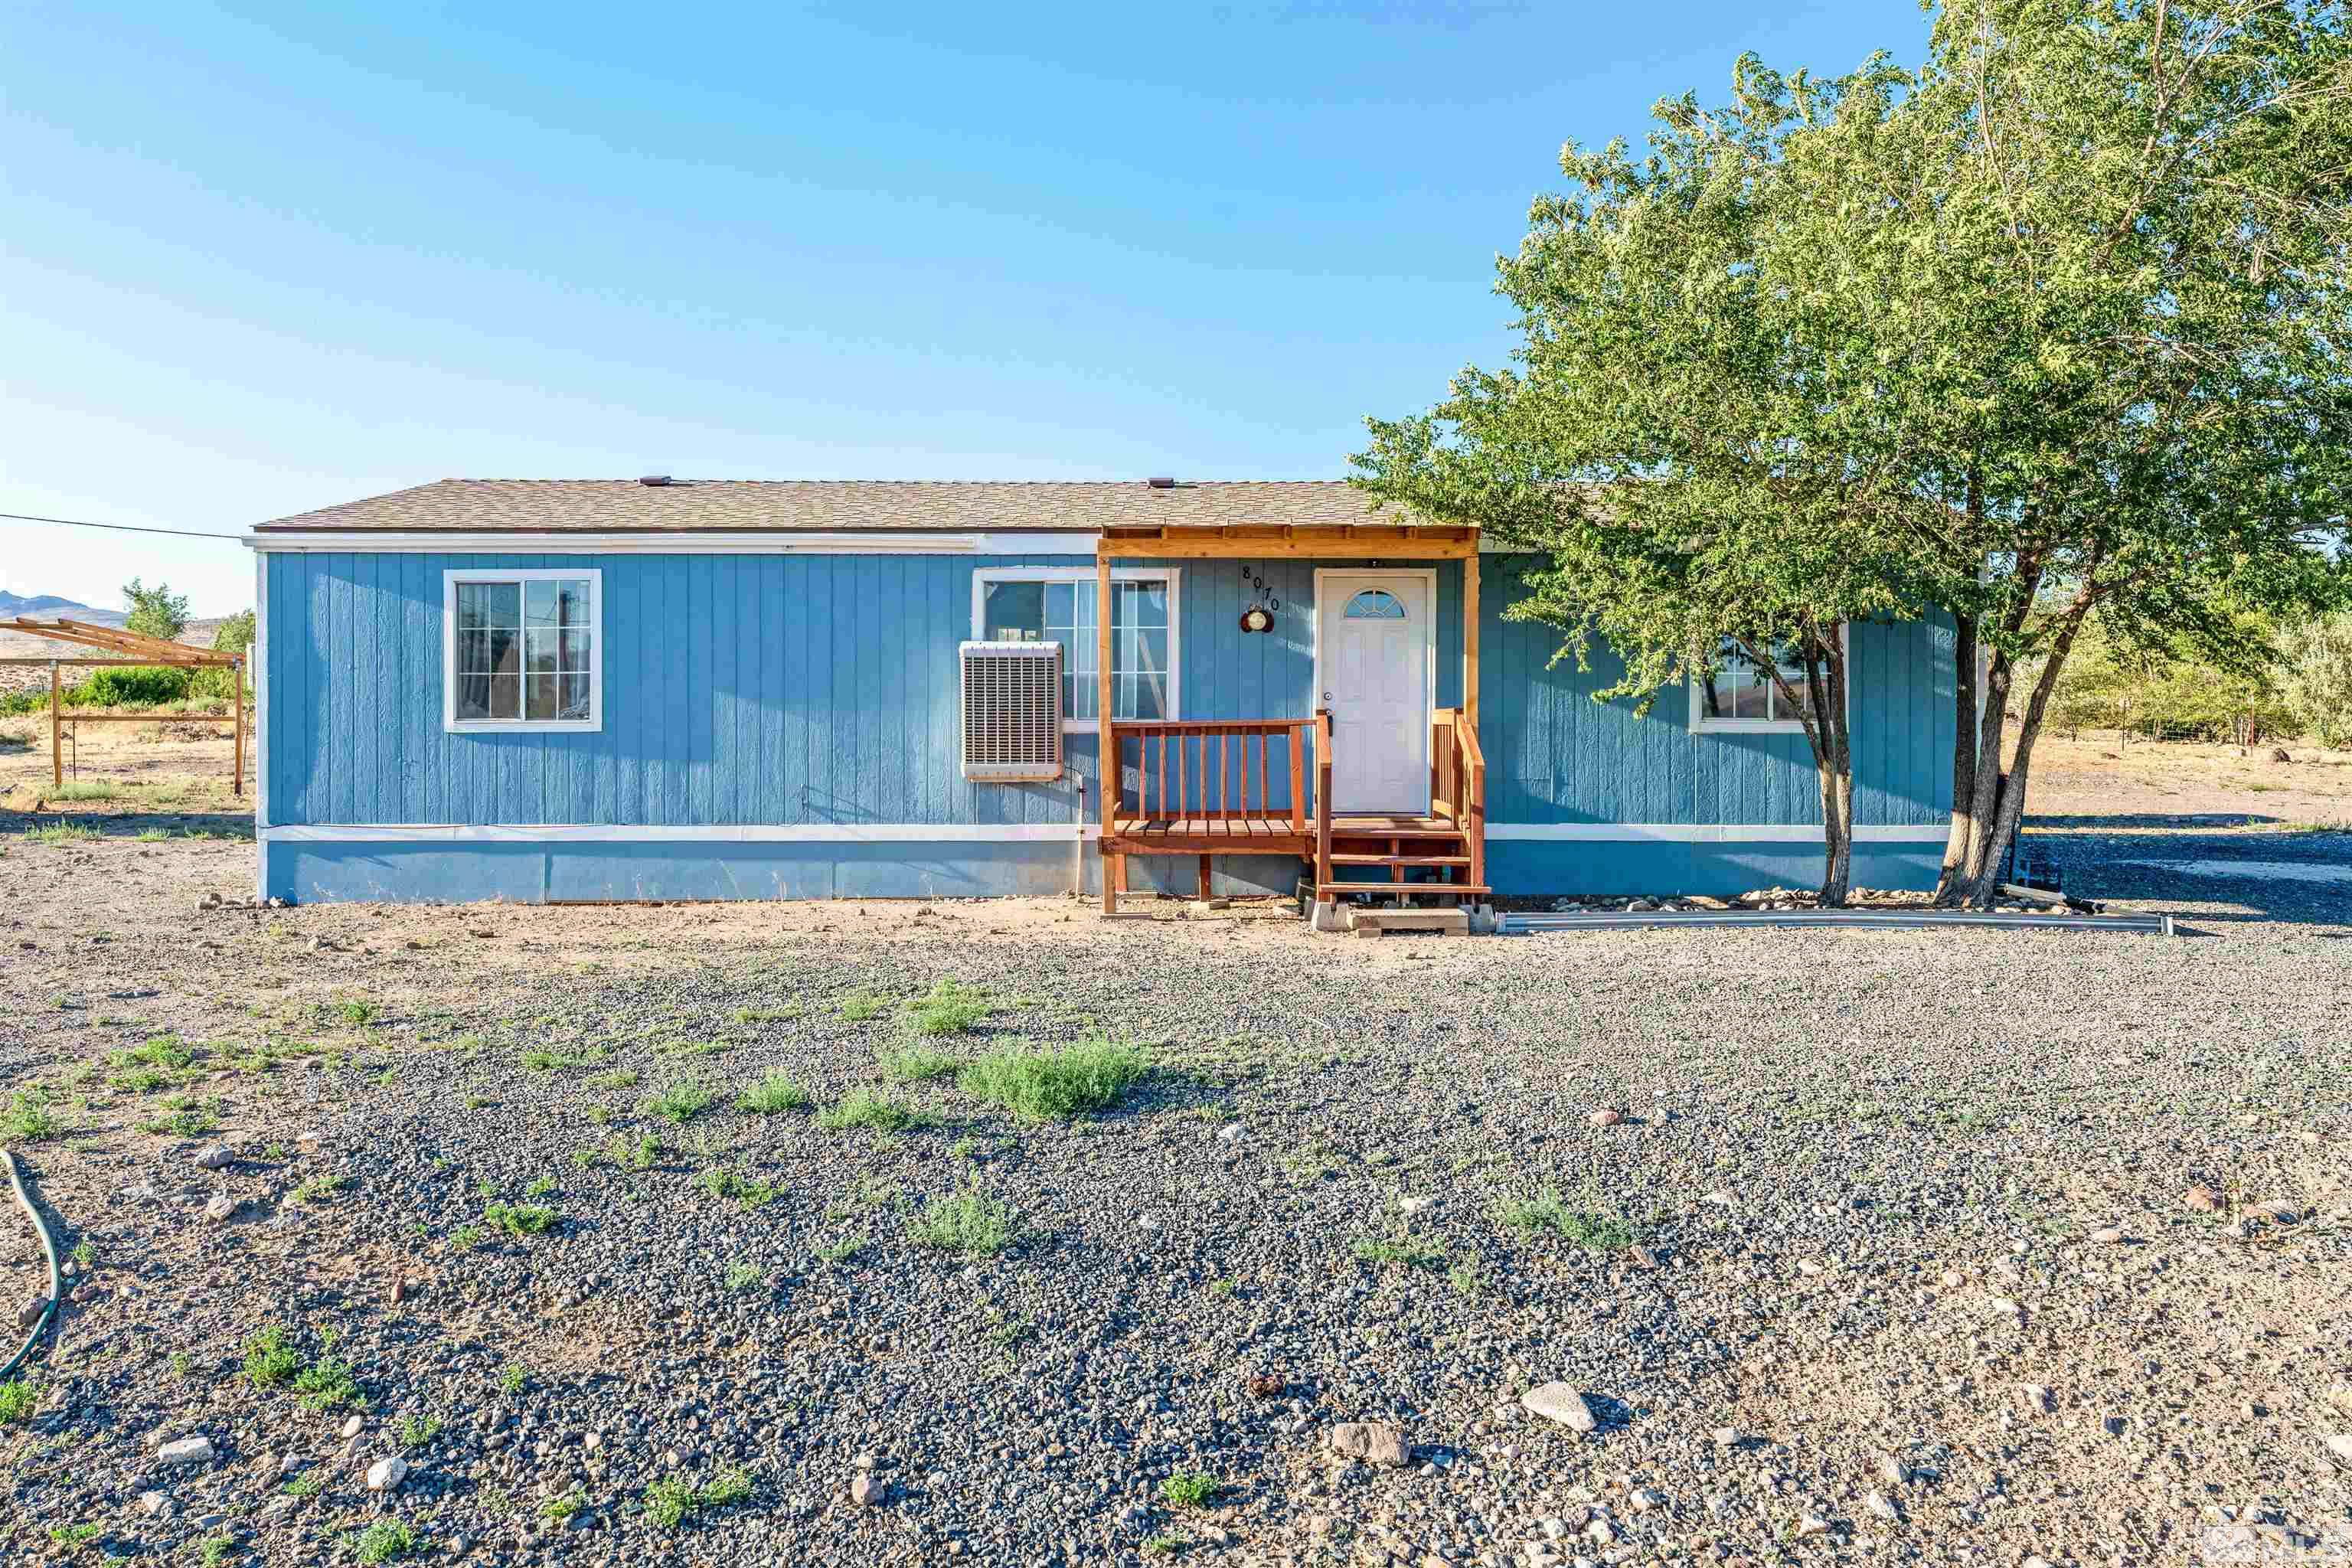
[{"x1": 0, "y1": 825, "x2": 2347, "y2": 1568}]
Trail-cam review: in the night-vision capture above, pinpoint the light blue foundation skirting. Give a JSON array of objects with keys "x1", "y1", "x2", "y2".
[
  {"x1": 261, "y1": 835, "x2": 1947, "y2": 904},
  {"x1": 1483, "y1": 839, "x2": 1946, "y2": 899}
]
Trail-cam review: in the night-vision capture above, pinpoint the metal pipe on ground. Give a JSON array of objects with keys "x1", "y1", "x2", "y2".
[{"x1": 1498, "y1": 908, "x2": 2174, "y2": 936}]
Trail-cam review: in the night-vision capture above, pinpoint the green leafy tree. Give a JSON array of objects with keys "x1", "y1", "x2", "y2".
[
  {"x1": 120, "y1": 577, "x2": 189, "y2": 642},
  {"x1": 1818, "y1": 0, "x2": 2352, "y2": 901},
  {"x1": 210, "y1": 609, "x2": 254, "y2": 658},
  {"x1": 2280, "y1": 613, "x2": 2352, "y2": 748},
  {"x1": 1361, "y1": 1, "x2": 2352, "y2": 907},
  {"x1": 1353, "y1": 57, "x2": 1931, "y2": 905}
]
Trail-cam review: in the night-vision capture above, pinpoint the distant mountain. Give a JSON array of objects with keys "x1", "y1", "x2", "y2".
[{"x1": 0, "y1": 590, "x2": 127, "y2": 626}]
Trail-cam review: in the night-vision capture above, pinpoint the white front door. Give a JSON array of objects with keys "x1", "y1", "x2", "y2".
[{"x1": 1317, "y1": 572, "x2": 1432, "y2": 814}]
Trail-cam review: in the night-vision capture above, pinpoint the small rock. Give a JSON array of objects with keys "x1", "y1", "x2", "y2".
[
  {"x1": 340, "y1": 1415, "x2": 364, "y2": 1439},
  {"x1": 1396, "y1": 1197, "x2": 1434, "y2": 1216},
  {"x1": 1700, "y1": 1191, "x2": 1733, "y2": 1207},
  {"x1": 2090, "y1": 1227, "x2": 2125, "y2": 1245},
  {"x1": 2184, "y1": 1185, "x2": 2224, "y2": 1213},
  {"x1": 157, "y1": 1436, "x2": 216, "y2": 1466},
  {"x1": 1794, "y1": 1514, "x2": 1832, "y2": 1539},
  {"x1": 1864, "y1": 1490, "x2": 1900, "y2": 1522},
  {"x1": 201, "y1": 1193, "x2": 237, "y2": 1224},
  {"x1": 2018, "y1": 1383, "x2": 2052, "y2": 1413},
  {"x1": 1797, "y1": 1259, "x2": 1825, "y2": 1277},
  {"x1": 1588, "y1": 1109, "x2": 1623, "y2": 1129},
  {"x1": 1327, "y1": 1422, "x2": 1413, "y2": 1466},
  {"x1": 1217, "y1": 1123, "x2": 1244, "y2": 1144},
  {"x1": 1874, "y1": 1453, "x2": 1905, "y2": 1488},
  {"x1": 1712, "y1": 1426, "x2": 1743, "y2": 1448},
  {"x1": 15, "y1": 1294, "x2": 49, "y2": 1329},
  {"x1": 849, "y1": 1472, "x2": 879, "y2": 1507},
  {"x1": 1627, "y1": 1489, "x2": 1661, "y2": 1513},
  {"x1": 1521, "y1": 1384, "x2": 1599, "y2": 1433},
  {"x1": 851, "y1": 1451, "x2": 877, "y2": 1471},
  {"x1": 365, "y1": 1456, "x2": 408, "y2": 1492},
  {"x1": 2324, "y1": 1434, "x2": 2352, "y2": 1469},
  {"x1": 2252, "y1": 1199, "x2": 2298, "y2": 1224},
  {"x1": 139, "y1": 1490, "x2": 172, "y2": 1516},
  {"x1": 1939, "y1": 1269, "x2": 1965, "y2": 1289},
  {"x1": 192, "y1": 1145, "x2": 234, "y2": 1171}
]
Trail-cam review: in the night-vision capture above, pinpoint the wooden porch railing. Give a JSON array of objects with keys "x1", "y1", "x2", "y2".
[
  {"x1": 1315, "y1": 707, "x2": 1334, "y2": 895},
  {"x1": 1100, "y1": 717, "x2": 1321, "y2": 911},
  {"x1": 1106, "y1": 717, "x2": 1313, "y2": 827},
  {"x1": 1430, "y1": 706, "x2": 1486, "y2": 893}
]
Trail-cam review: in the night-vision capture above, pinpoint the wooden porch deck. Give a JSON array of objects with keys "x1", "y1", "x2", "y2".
[
  {"x1": 1087, "y1": 520, "x2": 1487, "y2": 921},
  {"x1": 1099, "y1": 712, "x2": 1487, "y2": 910}
]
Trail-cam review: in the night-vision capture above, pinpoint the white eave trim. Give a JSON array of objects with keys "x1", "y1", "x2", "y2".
[{"x1": 243, "y1": 530, "x2": 1094, "y2": 555}]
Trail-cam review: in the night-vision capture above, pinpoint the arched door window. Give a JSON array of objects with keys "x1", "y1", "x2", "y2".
[{"x1": 1343, "y1": 589, "x2": 1406, "y2": 620}]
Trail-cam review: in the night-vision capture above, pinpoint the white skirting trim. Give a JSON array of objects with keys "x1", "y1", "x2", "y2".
[
  {"x1": 261, "y1": 823, "x2": 1100, "y2": 844},
  {"x1": 1485, "y1": 823, "x2": 1942, "y2": 844},
  {"x1": 260, "y1": 822, "x2": 1944, "y2": 846}
]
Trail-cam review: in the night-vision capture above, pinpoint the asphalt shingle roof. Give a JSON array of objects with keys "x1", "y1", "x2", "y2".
[{"x1": 254, "y1": 479, "x2": 1426, "y2": 534}]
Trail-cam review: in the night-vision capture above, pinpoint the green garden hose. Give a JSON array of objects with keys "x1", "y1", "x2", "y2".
[{"x1": 2, "y1": 1149, "x2": 61, "y2": 1381}]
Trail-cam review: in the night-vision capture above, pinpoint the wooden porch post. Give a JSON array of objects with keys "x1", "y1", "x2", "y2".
[
  {"x1": 231, "y1": 656, "x2": 246, "y2": 799},
  {"x1": 1463, "y1": 543, "x2": 1480, "y2": 733},
  {"x1": 49, "y1": 659, "x2": 61, "y2": 790},
  {"x1": 1096, "y1": 549, "x2": 1117, "y2": 913}
]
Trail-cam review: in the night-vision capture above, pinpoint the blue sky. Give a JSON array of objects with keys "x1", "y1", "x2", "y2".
[{"x1": 2, "y1": 1, "x2": 1925, "y2": 614}]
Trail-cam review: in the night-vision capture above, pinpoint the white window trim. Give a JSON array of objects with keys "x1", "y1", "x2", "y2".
[
  {"x1": 442, "y1": 568, "x2": 604, "y2": 734},
  {"x1": 969, "y1": 566, "x2": 1182, "y2": 733},
  {"x1": 1687, "y1": 625, "x2": 1848, "y2": 735}
]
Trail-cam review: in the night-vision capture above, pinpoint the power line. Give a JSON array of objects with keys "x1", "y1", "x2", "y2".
[{"x1": 2, "y1": 511, "x2": 247, "y2": 541}]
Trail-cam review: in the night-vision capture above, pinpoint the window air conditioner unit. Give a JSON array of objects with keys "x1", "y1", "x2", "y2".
[{"x1": 959, "y1": 641, "x2": 1063, "y2": 782}]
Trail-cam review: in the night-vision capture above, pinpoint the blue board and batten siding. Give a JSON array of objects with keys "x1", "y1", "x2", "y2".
[{"x1": 258, "y1": 550, "x2": 1952, "y2": 902}]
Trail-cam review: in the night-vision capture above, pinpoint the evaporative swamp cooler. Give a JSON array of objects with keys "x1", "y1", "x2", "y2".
[{"x1": 958, "y1": 641, "x2": 1063, "y2": 782}]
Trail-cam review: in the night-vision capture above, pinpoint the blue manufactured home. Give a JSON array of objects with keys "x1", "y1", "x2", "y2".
[{"x1": 247, "y1": 479, "x2": 1962, "y2": 910}]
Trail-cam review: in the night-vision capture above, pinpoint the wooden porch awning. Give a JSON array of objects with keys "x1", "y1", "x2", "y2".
[
  {"x1": 1090, "y1": 521, "x2": 1483, "y2": 735},
  {"x1": 1095, "y1": 523, "x2": 1478, "y2": 560},
  {"x1": 0, "y1": 618, "x2": 238, "y2": 665}
]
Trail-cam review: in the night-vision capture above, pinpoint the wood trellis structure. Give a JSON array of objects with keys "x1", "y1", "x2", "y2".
[{"x1": 0, "y1": 619, "x2": 247, "y2": 797}]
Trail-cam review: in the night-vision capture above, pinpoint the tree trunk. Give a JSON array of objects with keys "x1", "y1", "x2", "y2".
[
  {"x1": 1960, "y1": 608, "x2": 2091, "y2": 908},
  {"x1": 1933, "y1": 608, "x2": 1980, "y2": 902},
  {"x1": 1936, "y1": 649, "x2": 2012, "y2": 906},
  {"x1": 1756, "y1": 626, "x2": 1854, "y2": 907},
  {"x1": 1818, "y1": 752, "x2": 1854, "y2": 906}
]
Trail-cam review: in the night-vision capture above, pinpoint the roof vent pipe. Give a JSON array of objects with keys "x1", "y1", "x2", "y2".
[{"x1": 639, "y1": 475, "x2": 673, "y2": 486}]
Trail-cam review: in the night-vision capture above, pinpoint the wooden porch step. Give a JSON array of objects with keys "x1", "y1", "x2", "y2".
[
  {"x1": 1328, "y1": 816, "x2": 1462, "y2": 838},
  {"x1": 1326, "y1": 853, "x2": 1472, "y2": 867},
  {"x1": 1346, "y1": 906, "x2": 1469, "y2": 938},
  {"x1": 1317, "y1": 883, "x2": 1491, "y2": 898}
]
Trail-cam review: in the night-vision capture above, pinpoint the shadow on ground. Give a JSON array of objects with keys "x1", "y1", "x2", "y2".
[{"x1": 2036, "y1": 827, "x2": 2352, "y2": 930}]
